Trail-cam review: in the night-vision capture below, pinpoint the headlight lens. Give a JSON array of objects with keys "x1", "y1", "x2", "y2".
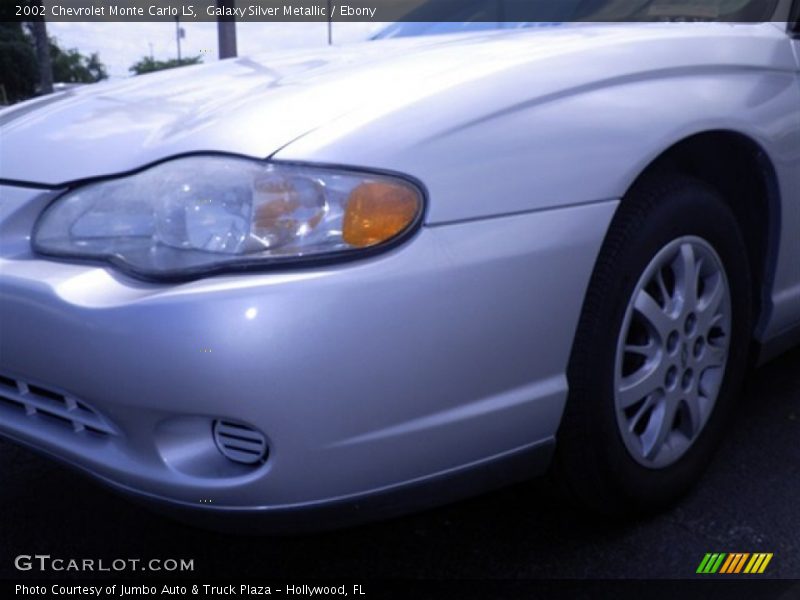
[{"x1": 33, "y1": 156, "x2": 424, "y2": 280}]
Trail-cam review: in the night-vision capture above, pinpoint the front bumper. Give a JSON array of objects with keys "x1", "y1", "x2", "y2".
[{"x1": 0, "y1": 183, "x2": 617, "y2": 526}]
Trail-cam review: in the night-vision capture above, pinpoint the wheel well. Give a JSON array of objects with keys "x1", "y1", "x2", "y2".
[{"x1": 628, "y1": 131, "x2": 780, "y2": 335}]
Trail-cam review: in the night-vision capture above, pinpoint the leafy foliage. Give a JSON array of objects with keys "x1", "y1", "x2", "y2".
[
  {"x1": 129, "y1": 55, "x2": 203, "y2": 76},
  {"x1": 50, "y1": 43, "x2": 108, "y2": 83},
  {"x1": 0, "y1": 22, "x2": 38, "y2": 103},
  {"x1": 0, "y1": 21, "x2": 108, "y2": 104}
]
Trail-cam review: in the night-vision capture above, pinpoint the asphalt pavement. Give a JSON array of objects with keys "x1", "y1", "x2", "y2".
[{"x1": 1, "y1": 346, "x2": 799, "y2": 580}]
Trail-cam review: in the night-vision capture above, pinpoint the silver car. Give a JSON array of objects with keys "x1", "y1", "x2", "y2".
[{"x1": 1, "y1": 2, "x2": 799, "y2": 530}]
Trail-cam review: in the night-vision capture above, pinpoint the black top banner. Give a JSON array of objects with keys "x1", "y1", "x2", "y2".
[{"x1": 0, "y1": 0, "x2": 790, "y2": 22}]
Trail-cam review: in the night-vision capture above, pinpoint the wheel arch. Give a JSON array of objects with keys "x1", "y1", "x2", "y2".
[{"x1": 620, "y1": 130, "x2": 781, "y2": 341}]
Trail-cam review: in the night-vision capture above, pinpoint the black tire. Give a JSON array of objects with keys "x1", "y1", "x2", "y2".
[{"x1": 554, "y1": 173, "x2": 753, "y2": 517}]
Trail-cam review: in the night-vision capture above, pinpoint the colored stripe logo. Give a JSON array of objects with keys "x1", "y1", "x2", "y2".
[{"x1": 697, "y1": 553, "x2": 773, "y2": 574}]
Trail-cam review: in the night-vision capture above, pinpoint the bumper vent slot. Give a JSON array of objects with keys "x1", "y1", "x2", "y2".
[
  {"x1": 0, "y1": 373, "x2": 115, "y2": 437},
  {"x1": 213, "y1": 420, "x2": 268, "y2": 465}
]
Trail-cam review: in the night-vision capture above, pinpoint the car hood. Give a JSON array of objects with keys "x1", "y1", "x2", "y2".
[
  {"x1": 0, "y1": 23, "x2": 785, "y2": 186},
  {"x1": 4, "y1": 31, "x2": 530, "y2": 185}
]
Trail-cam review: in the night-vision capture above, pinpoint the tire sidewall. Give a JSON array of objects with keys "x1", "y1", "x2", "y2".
[{"x1": 566, "y1": 178, "x2": 752, "y2": 511}]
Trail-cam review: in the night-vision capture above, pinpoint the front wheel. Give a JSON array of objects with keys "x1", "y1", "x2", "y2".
[{"x1": 555, "y1": 174, "x2": 752, "y2": 516}]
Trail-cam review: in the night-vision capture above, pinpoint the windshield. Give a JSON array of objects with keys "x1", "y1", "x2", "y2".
[{"x1": 373, "y1": 0, "x2": 781, "y2": 39}]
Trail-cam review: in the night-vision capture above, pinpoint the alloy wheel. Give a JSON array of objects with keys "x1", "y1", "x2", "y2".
[{"x1": 614, "y1": 236, "x2": 732, "y2": 469}]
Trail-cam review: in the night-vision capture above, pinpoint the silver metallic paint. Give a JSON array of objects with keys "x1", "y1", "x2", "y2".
[
  {"x1": 0, "y1": 21, "x2": 798, "y2": 518},
  {"x1": 0, "y1": 182, "x2": 616, "y2": 507}
]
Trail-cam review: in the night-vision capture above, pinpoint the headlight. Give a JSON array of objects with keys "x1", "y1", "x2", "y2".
[{"x1": 33, "y1": 156, "x2": 424, "y2": 280}]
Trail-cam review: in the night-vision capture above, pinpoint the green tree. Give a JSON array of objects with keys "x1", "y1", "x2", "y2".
[
  {"x1": 0, "y1": 22, "x2": 38, "y2": 103},
  {"x1": 129, "y1": 55, "x2": 202, "y2": 76},
  {"x1": 50, "y1": 43, "x2": 108, "y2": 83},
  {"x1": 0, "y1": 25, "x2": 107, "y2": 104}
]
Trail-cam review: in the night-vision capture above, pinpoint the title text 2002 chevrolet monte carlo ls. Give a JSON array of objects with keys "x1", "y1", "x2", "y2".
[{"x1": 1, "y1": 4, "x2": 800, "y2": 531}]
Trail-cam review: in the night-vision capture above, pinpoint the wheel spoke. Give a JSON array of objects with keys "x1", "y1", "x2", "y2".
[
  {"x1": 641, "y1": 401, "x2": 673, "y2": 460},
  {"x1": 708, "y1": 311, "x2": 726, "y2": 331},
  {"x1": 697, "y1": 276, "x2": 725, "y2": 331},
  {"x1": 634, "y1": 289, "x2": 673, "y2": 340},
  {"x1": 683, "y1": 393, "x2": 703, "y2": 438},
  {"x1": 655, "y1": 269, "x2": 672, "y2": 310},
  {"x1": 619, "y1": 360, "x2": 663, "y2": 408},
  {"x1": 626, "y1": 396, "x2": 652, "y2": 434},
  {"x1": 698, "y1": 341, "x2": 727, "y2": 372},
  {"x1": 693, "y1": 256, "x2": 706, "y2": 306},
  {"x1": 675, "y1": 243, "x2": 699, "y2": 308},
  {"x1": 625, "y1": 338, "x2": 657, "y2": 360},
  {"x1": 698, "y1": 361, "x2": 724, "y2": 400}
]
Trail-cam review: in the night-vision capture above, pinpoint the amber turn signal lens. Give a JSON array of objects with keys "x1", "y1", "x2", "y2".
[{"x1": 343, "y1": 182, "x2": 421, "y2": 248}]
